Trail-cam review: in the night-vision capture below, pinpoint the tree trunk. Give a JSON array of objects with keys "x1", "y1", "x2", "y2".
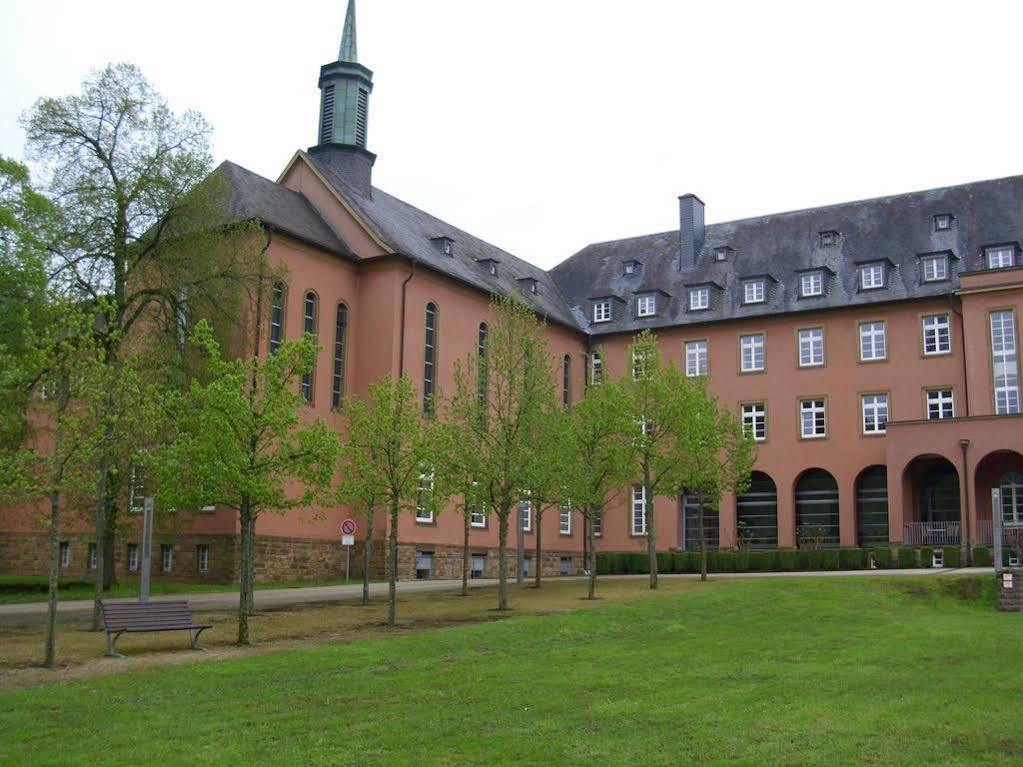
[
  {"x1": 461, "y1": 514, "x2": 470, "y2": 597},
  {"x1": 387, "y1": 499, "x2": 399, "y2": 626},
  {"x1": 699, "y1": 498, "x2": 708, "y2": 582},
  {"x1": 497, "y1": 508, "x2": 510, "y2": 611},
  {"x1": 90, "y1": 462, "x2": 108, "y2": 631},
  {"x1": 237, "y1": 497, "x2": 253, "y2": 645},
  {"x1": 587, "y1": 510, "x2": 598, "y2": 600},
  {"x1": 246, "y1": 514, "x2": 256, "y2": 614},
  {"x1": 362, "y1": 515, "x2": 374, "y2": 606},
  {"x1": 645, "y1": 464, "x2": 657, "y2": 589},
  {"x1": 101, "y1": 510, "x2": 116, "y2": 590},
  {"x1": 534, "y1": 508, "x2": 543, "y2": 588},
  {"x1": 44, "y1": 488, "x2": 60, "y2": 668}
]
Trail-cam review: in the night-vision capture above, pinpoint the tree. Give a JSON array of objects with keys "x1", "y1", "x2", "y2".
[
  {"x1": 336, "y1": 445, "x2": 380, "y2": 606},
  {"x1": 520, "y1": 400, "x2": 571, "y2": 588},
  {"x1": 561, "y1": 366, "x2": 633, "y2": 599},
  {"x1": 21, "y1": 63, "x2": 265, "y2": 625},
  {"x1": 153, "y1": 320, "x2": 340, "y2": 645},
  {"x1": 340, "y1": 376, "x2": 444, "y2": 625},
  {"x1": 444, "y1": 296, "x2": 553, "y2": 611}
]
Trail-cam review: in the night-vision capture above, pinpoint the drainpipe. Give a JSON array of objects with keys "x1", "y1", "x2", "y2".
[
  {"x1": 960, "y1": 439, "x2": 972, "y2": 567},
  {"x1": 948, "y1": 296, "x2": 970, "y2": 416},
  {"x1": 397, "y1": 255, "x2": 417, "y2": 378}
]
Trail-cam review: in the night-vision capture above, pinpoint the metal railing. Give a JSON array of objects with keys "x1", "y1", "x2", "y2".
[
  {"x1": 903, "y1": 521, "x2": 961, "y2": 546},
  {"x1": 976, "y1": 520, "x2": 994, "y2": 546}
]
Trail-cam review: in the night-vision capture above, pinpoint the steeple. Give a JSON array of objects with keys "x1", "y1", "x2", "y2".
[{"x1": 312, "y1": 0, "x2": 376, "y2": 195}]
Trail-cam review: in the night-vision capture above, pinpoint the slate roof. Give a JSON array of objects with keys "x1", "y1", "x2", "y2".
[{"x1": 216, "y1": 161, "x2": 353, "y2": 258}]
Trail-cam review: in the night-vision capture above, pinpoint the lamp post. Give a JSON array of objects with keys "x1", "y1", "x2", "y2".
[{"x1": 959, "y1": 439, "x2": 972, "y2": 567}]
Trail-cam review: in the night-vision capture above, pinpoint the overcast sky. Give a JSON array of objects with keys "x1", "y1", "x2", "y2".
[{"x1": 2, "y1": 0, "x2": 1021, "y2": 269}]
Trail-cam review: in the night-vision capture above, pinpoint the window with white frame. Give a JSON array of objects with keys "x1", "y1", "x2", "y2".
[
  {"x1": 800, "y1": 399, "x2": 826, "y2": 439},
  {"x1": 991, "y1": 310, "x2": 1020, "y2": 414},
  {"x1": 520, "y1": 500, "x2": 532, "y2": 532},
  {"x1": 59, "y1": 542, "x2": 70, "y2": 569},
  {"x1": 128, "y1": 463, "x2": 146, "y2": 515},
  {"x1": 860, "y1": 263, "x2": 886, "y2": 290},
  {"x1": 934, "y1": 214, "x2": 953, "y2": 231},
  {"x1": 470, "y1": 506, "x2": 486, "y2": 528},
  {"x1": 987, "y1": 246, "x2": 1016, "y2": 270},
  {"x1": 922, "y1": 314, "x2": 951, "y2": 355},
  {"x1": 922, "y1": 254, "x2": 948, "y2": 282},
  {"x1": 637, "y1": 294, "x2": 656, "y2": 317},
  {"x1": 631, "y1": 349, "x2": 650, "y2": 380},
  {"x1": 741, "y1": 403, "x2": 766, "y2": 442},
  {"x1": 559, "y1": 503, "x2": 572, "y2": 535},
  {"x1": 631, "y1": 485, "x2": 648, "y2": 535},
  {"x1": 798, "y1": 328, "x2": 824, "y2": 367},
  {"x1": 196, "y1": 544, "x2": 209, "y2": 574},
  {"x1": 743, "y1": 280, "x2": 765, "y2": 304},
  {"x1": 471, "y1": 554, "x2": 486, "y2": 578},
  {"x1": 689, "y1": 287, "x2": 710, "y2": 311},
  {"x1": 927, "y1": 389, "x2": 954, "y2": 420},
  {"x1": 415, "y1": 551, "x2": 433, "y2": 580},
  {"x1": 685, "y1": 340, "x2": 708, "y2": 377},
  {"x1": 800, "y1": 272, "x2": 824, "y2": 297},
  {"x1": 592, "y1": 511, "x2": 603, "y2": 537},
  {"x1": 589, "y1": 353, "x2": 603, "y2": 385},
  {"x1": 593, "y1": 300, "x2": 612, "y2": 323},
  {"x1": 740, "y1": 334, "x2": 765, "y2": 372},
  {"x1": 415, "y1": 472, "x2": 435, "y2": 522},
  {"x1": 127, "y1": 543, "x2": 139, "y2": 572},
  {"x1": 862, "y1": 393, "x2": 889, "y2": 434},
  {"x1": 88, "y1": 543, "x2": 97, "y2": 570},
  {"x1": 161, "y1": 544, "x2": 173, "y2": 572},
  {"x1": 859, "y1": 321, "x2": 886, "y2": 361}
]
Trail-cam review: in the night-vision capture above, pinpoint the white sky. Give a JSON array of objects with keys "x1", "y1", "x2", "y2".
[{"x1": 2, "y1": 0, "x2": 1021, "y2": 269}]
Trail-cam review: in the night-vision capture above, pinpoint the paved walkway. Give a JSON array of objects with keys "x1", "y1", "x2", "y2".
[{"x1": 0, "y1": 567, "x2": 994, "y2": 626}]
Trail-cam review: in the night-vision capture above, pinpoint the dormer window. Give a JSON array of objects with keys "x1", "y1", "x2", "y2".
[
  {"x1": 800, "y1": 271, "x2": 824, "y2": 297},
  {"x1": 743, "y1": 279, "x2": 765, "y2": 305},
  {"x1": 934, "y1": 214, "x2": 953, "y2": 232},
  {"x1": 431, "y1": 236, "x2": 455, "y2": 256},
  {"x1": 593, "y1": 300, "x2": 612, "y2": 323},
  {"x1": 517, "y1": 277, "x2": 539, "y2": 295},
  {"x1": 489, "y1": 263, "x2": 497, "y2": 276},
  {"x1": 922, "y1": 253, "x2": 949, "y2": 282},
  {"x1": 987, "y1": 245, "x2": 1016, "y2": 270},
  {"x1": 623, "y1": 260, "x2": 639, "y2": 276},
  {"x1": 476, "y1": 258, "x2": 499, "y2": 276},
  {"x1": 689, "y1": 286, "x2": 710, "y2": 311},
  {"x1": 714, "y1": 247, "x2": 733, "y2": 262},
  {"x1": 859, "y1": 262, "x2": 886, "y2": 290},
  {"x1": 818, "y1": 230, "x2": 839, "y2": 247},
  {"x1": 637, "y1": 294, "x2": 656, "y2": 317}
]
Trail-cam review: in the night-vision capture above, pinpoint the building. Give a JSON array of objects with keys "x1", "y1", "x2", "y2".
[{"x1": 2, "y1": 2, "x2": 1021, "y2": 582}]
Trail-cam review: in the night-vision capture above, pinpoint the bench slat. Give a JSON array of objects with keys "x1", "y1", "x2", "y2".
[{"x1": 101, "y1": 600, "x2": 209, "y2": 634}]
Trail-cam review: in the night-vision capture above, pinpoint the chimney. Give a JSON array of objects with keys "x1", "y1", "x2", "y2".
[{"x1": 679, "y1": 194, "x2": 705, "y2": 272}]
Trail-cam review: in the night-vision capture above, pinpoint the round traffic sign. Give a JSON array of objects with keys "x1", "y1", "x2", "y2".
[{"x1": 341, "y1": 519, "x2": 357, "y2": 536}]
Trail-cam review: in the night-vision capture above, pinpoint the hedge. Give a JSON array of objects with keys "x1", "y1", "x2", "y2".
[
  {"x1": 897, "y1": 547, "x2": 919, "y2": 569},
  {"x1": 973, "y1": 546, "x2": 993, "y2": 567}
]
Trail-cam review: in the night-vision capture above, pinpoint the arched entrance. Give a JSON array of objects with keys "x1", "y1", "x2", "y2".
[
  {"x1": 680, "y1": 492, "x2": 719, "y2": 552},
  {"x1": 902, "y1": 455, "x2": 960, "y2": 545},
  {"x1": 795, "y1": 469, "x2": 840, "y2": 548},
  {"x1": 974, "y1": 451, "x2": 1023, "y2": 543},
  {"x1": 856, "y1": 466, "x2": 889, "y2": 547},
  {"x1": 1000, "y1": 472, "x2": 1023, "y2": 524},
  {"x1": 736, "y1": 471, "x2": 778, "y2": 549}
]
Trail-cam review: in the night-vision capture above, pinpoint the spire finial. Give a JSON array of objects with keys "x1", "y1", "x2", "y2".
[{"x1": 339, "y1": 0, "x2": 358, "y2": 63}]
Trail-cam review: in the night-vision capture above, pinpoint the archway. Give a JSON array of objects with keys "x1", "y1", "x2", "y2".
[
  {"x1": 856, "y1": 466, "x2": 889, "y2": 547},
  {"x1": 974, "y1": 450, "x2": 1023, "y2": 543},
  {"x1": 901, "y1": 455, "x2": 960, "y2": 545},
  {"x1": 736, "y1": 471, "x2": 778, "y2": 549},
  {"x1": 795, "y1": 469, "x2": 840, "y2": 548},
  {"x1": 680, "y1": 492, "x2": 719, "y2": 552}
]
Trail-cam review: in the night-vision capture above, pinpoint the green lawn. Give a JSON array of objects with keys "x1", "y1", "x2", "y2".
[
  {"x1": 2, "y1": 576, "x2": 1021, "y2": 766},
  {"x1": 0, "y1": 574, "x2": 374, "y2": 604}
]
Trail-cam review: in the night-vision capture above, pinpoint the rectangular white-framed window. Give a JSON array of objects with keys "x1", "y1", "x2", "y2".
[
  {"x1": 519, "y1": 500, "x2": 532, "y2": 532},
  {"x1": 800, "y1": 272, "x2": 824, "y2": 297},
  {"x1": 862, "y1": 393, "x2": 889, "y2": 434},
  {"x1": 589, "y1": 353, "x2": 603, "y2": 386},
  {"x1": 926, "y1": 389, "x2": 954, "y2": 420},
  {"x1": 631, "y1": 349, "x2": 648, "y2": 380},
  {"x1": 991, "y1": 310, "x2": 1020, "y2": 415},
  {"x1": 128, "y1": 464, "x2": 146, "y2": 515},
  {"x1": 631, "y1": 485, "x2": 648, "y2": 535},
  {"x1": 415, "y1": 471, "x2": 435, "y2": 523},
  {"x1": 741, "y1": 402, "x2": 766, "y2": 442},
  {"x1": 743, "y1": 280, "x2": 765, "y2": 304},
  {"x1": 559, "y1": 503, "x2": 572, "y2": 535},
  {"x1": 636, "y1": 294, "x2": 656, "y2": 317},
  {"x1": 161, "y1": 544, "x2": 173, "y2": 573},
  {"x1": 987, "y1": 246, "x2": 1016, "y2": 270},
  {"x1": 415, "y1": 551, "x2": 433, "y2": 580},
  {"x1": 196, "y1": 544, "x2": 209, "y2": 574},
  {"x1": 860, "y1": 263, "x2": 885, "y2": 290},
  {"x1": 934, "y1": 214, "x2": 952, "y2": 231},
  {"x1": 470, "y1": 506, "x2": 487, "y2": 528},
  {"x1": 922, "y1": 254, "x2": 948, "y2": 282},
  {"x1": 88, "y1": 543, "x2": 97, "y2": 570},
  {"x1": 471, "y1": 554, "x2": 486, "y2": 579},
  {"x1": 685, "y1": 340, "x2": 708, "y2": 377},
  {"x1": 127, "y1": 543, "x2": 139, "y2": 572},
  {"x1": 800, "y1": 398, "x2": 826, "y2": 439},
  {"x1": 798, "y1": 328, "x2": 824, "y2": 367},
  {"x1": 593, "y1": 300, "x2": 611, "y2": 323},
  {"x1": 59, "y1": 542, "x2": 70, "y2": 569},
  {"x1": 740, "y1": 333, "x2": 765, "y2": 372},
  {"x1": 689, "y1": 286, "x2": 710, "y2": 311},
  {"x1": 922, "y1": 314, "x2": 951, "y2": 355},
  {"x1": 859, "y1": 321, "x2": 887, "y2": 361},
  {"x1": 592, "y1": 512, "x2": 603, "y2": 537}
]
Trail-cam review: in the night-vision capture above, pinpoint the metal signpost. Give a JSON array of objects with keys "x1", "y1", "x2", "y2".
[
  {"x1": 516, "y1": 501, "x2": 526, "y2": 584},
  {"x1": 341, "y1": 519, "x2": 356, "y2": 582},
  {"x1": 140, "y1": 497, "x2": 155, "y2": 603}
]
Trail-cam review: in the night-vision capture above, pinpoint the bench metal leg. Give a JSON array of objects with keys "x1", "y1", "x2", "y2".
[
  {"x1": 105, "y1": 630, "x2": 126, "y2": 659},
  {"x1": 189, "y1": 627, "x2": 209, "y2": 651}
]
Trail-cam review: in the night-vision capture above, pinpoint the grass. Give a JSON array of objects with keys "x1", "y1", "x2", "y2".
[
  {"x1": 0, "y1": 574, "x2": 377, "y2": 604},
  {"x1": 1, "y1": 576, "x2": 1022, "y2": 766}
]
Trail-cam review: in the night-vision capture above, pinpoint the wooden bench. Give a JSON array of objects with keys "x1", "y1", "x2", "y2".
[{"x1": 100, "y1": 600, "x2": 212, "y2": 657}]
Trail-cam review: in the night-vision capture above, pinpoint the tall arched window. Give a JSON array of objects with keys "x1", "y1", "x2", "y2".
[
  {"x1": 331, "y1": 303, "x2": 349, "y2": 409},
  {"x1": 477, "y1": 322, "x2": 488, "y2": 406},
  {"x1": 300, "y1": 291, "x2": 318, "y2": 403},
  {"x1": 268, "y1": 281, "x2": 287, "y2": 355},
  {"x1": 423, "y1": 302, "x2": 438, "y2": 414},
  {"x1": 562, "y1": 354, "x2": 571, "y2": 408}
]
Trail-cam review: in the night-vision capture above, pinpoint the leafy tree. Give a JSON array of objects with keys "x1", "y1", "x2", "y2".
[
  {"x1": 520, "y1": 400, "x2": 571, "y2": 588},
  {"x1": 444, "y1": 296, "x2": 553, "y2": 611},
  {"x1": 340, "y1": 376, "x2": 444, "y2": 625},
  {"x1": 21, "y1": 63, "x2": 265, "y2": 623},
  {"x1": 561, "y1": 367, "x2": 633, "y2": 599},
  {"x1": 336, "y1": 445, "x2": 380, "y2": 606},
  {"x1": 153, "y1": 321, "x2": 340, "y2": 645}
]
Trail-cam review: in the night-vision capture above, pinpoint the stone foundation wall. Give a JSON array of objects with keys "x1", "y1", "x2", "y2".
[
  {"x1": 392, "y1": 543, "x2": 579, "y2": 581},
  {"x1": 997, "y1": 568, "x2": 1023, "y2": 612}
]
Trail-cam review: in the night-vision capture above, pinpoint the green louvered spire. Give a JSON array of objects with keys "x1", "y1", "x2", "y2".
[{"x1": 339, "y1": 0, "x2": 357, "y2": 63}]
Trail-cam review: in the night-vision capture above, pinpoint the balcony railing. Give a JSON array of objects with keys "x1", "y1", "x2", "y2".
[
  {"x1": 976, "y1": 520, "x2": 993, "y2": 546},
  {"x1": 903, "y1": 521, "x2": 961, "y2": 546}
]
